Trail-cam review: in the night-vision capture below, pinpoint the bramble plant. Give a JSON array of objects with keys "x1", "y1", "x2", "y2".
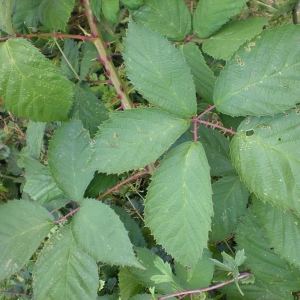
[{"x1": 1, "y1": 0, "x2": 300, "y2": 299}]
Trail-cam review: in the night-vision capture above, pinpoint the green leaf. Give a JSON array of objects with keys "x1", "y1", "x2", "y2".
[
  {"x1": 253, "y1": 198, "x2": 300, "y2": 267},
  {"x1": 235, "y1": 208, "x2": 300, "y2": 291},
  {"x1": 61, "y1": 39, "x2": 79, "y2": 79},
  {"x1": 79, "y1": 42, "x2": 98, "y2": 80},
  {"x1": 174, "y1": 249, "x2": 214, "y2": 290},
  {"x1": 214, "y1": 24, "x2": 300, "y2": 116},
  {"x1": 24, "y1": 166, "x2": 65, "y2": 204},
  {"x1": 119, "y1": 267, "x2": 143, "y2": 300},
  {"x1": 0, "y1": 0, "x2": 14, "y2": 34},
  {"x1": 132, "y1": 0, "x2": 191, "y2": 41},
  {"x1": 48, "y1": 119, "x2": 94, "y2": 201},
  {"x1": 230, "y1": 109, "x2": 300, "y2": 213},
  {"x1": 123, "y1": 21, "x2": 196, "y2": 118},
  {"x1": 91, "y1": 107, "x2": 189, "y2": 174},
  {"x1": 0, "y1": 200, "x2": 54, "y2": 281},
  {"x1": 145, "y1": 141, "x2": 213, "y2": 267},
  {"x1": 202, "y1": 18, "x2": 268, "y2": 61},
  {"x1": 102, "y1": 0, "x2": 119, "y2": 23},
  {"x1": 180, "y1": 42, "x2": 216, "y2": 104},
  {"x1": 193, "y1": 0, "x2": 247, "y2": 38},
  {"x1": 72, "y1": 198, "x2": 142, "y2": 268},
  {"x1": 0, "y1": 38, "x2": 73, "y2": 122},
  {"x1": 90, "y1": 0, "x2": 102, "y2": 21},
  {"x1": 70, "y1": 82, "x2": 109, "y2": 137},
  {"x1": 38, "y1": 0, "x2": 75, "y2": 30},
  {"x1": 33, "y1": 226, "x2": 98, "y2": 299},
  {"x1": 121, "y1": 0, "x2": 143, "y2": 10},
  {"x1": 210, "y1": 175, "x2": 249, "y2": 243}
]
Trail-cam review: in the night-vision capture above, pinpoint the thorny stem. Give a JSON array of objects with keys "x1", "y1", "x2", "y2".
[
  {"x1": 97, "y1": 171, "x2": 151, "y2": 200},
  {"x1": 0, "y1": 290, "x2": 31, "y2": 298},
  {"x1": 83, "y1": 0, "x2": 133, "y2": 109},
  {"x1": 199, "y1": 119, "x2": 236, "y2": 135},
  {"x1": 157, "y1": 271, "x2": 252, "y2": 300},
  {"x1": 54, "y1": 207, "x2": 80, "y2": 225}
]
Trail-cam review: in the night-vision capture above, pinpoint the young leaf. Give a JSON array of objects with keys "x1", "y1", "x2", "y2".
[
  {"x1": 102, "y1": 0, "x2": 119, "y2": 23},
  {"x1": 0, "y1": 200, "x2": 54, "y2": 281},
  {"x1": 193, "y1": 0, "x2": 247, "y2": 38},
  {"x1": 210, "y1": 175, "x2": 249, "y2": 243},
  {"x1": 48, "y1": 119, "x2": 94, "y2": 201},
  {"x1": 0, "y1": 0, "x2": 14, "y2": 34},
  {"x1": 230, "y1": 109, "x2": 300, "y2": 213},
  {"x1": 253, "y1": 198, "x2": 300, "y2": 268},
  {"x1": 33, "y1": 226, "x2": 98, "y2": 300},
  {"x1": 235, "y1": 208, "x2": 300, "y2": 292},
  {"x1": 202, "y1": 18, "x2": 268, "y2": 61},
  {"x1": 38, "y1": 0, "x2": 75, "y2": 30},
  {"x1": 72, "y1": 198, "x2": 143, "y2": 268},
  {"x1": 91, "y1": 107, "x2": 189, "y2": 174},
  {"x1": 123, "y1": 21, "x2": 197, "y2": 118},
  {"x1": 180, "y1": 42, "x2": 216, "y2": 104},
  {"x1": 132, "y1": 0, "x2": 191, "y2": 41},
  {"x1": 214, "y1": 24, "x2": 300, "y2": 116},
  {"x1": 0, "y1": 39, "x2": 73, "y2": 122},
  {"x1": 145, "y1": 141, "x2": 213, "y2": 267}
]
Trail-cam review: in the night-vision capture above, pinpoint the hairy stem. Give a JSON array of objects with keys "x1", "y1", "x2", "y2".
[{"x1": 83, "y1": 0, "x2": 133, "y2": 109}]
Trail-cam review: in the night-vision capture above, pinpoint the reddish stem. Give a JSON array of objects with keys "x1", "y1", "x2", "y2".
[
  {"x1": 196, "y1": 104, "x2": 216, "y2": 121},
  {"x1": 54, "y1": 207, "x2": 80, "y2": 225},
  {"x1": 199, "y1": 119, "x2": 236, "y2": 135}
]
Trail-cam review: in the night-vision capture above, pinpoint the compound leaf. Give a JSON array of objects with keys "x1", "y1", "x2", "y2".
[
  {"x1": 0, "y1": 200, "x2": 53, "y2": 281},
  {"x1": 235, "y1": 208, "x2": 300, "y2": 292},
  {"x1": 91, "y1": 107, "x2": 189, "y2": 174},
  {"x1": 72, "y1": 198, "x2": 143, "y2": 268},
  {"x1": 123, "y1": 21, "x2": 196, "y2": 118},
  {"x1": 0, "y1": 38, "x2": 73, "y2": 122},
  {"x1": 33, "y1": 226, "x2": 98, "y2": 300},
  {"x1": 230, "y1": 108, "x2": 300, "y2": 213},
  {"x1": 145, "y1": 141, "x2": 213, "y2": 267},
  {"x1": 48, "y1": 119, "x2": 94, "y2": 201},
  {"x1": 38, "y1": 0, "x2": 75, "y2": 30},
  {"x1": 253, "y1": 198, "x2": 300, "y2": 268},
  {"x1": 132, "y1": 0, "x2": 191, "y2": 41},
  {"x1": 193, "y1": 0, "x2": 247, "y2": 38},
  {"x1": 214, "y1": 24, "x2": 300, "y2": 116}
]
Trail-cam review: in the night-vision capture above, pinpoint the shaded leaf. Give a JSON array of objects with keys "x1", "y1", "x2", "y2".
[
  {"x1": 79, "y1": 42, "x2": 98, "y2": 80},
  {"x1": 0, "y1": 38, "x2": 73, "y2": 122},
  {"x1": 202, "y1": 18, "x2": 268, "y2": 61},
  {"x1": 0, "y1": 0, "x2": 14, "y2": 34},
  {"x1": 145, "y1": 141, "x2": 212, "y2": 267},
  {"x1": 121, "y1": 0, "x2": 143, "y2": 10},
  {"x1": 48, "y1": 119, "x2": 94, "y2": 201},
  {"x1": 91, "y1": 107, "x2": 189, "y2": 174},
  {"x1": 230, "y1": 109, "x2": 300, "y2": 213},
  {"x1": 0, "y1": 200, "x2": 53, "y2": 281},
  {"x1": 33, "y1": 226, "x2": 98, "y2": 299},
  {"x1": 193, "y1": 0, "x2": 247, "y2": 38},
  {"x1": 132, "y1": 0, "x2": 191, "y2": 41},
  {"x1": 61, "y1": 38, "x2": 79, "y2": 79},
  {"x1": 123, "y1": 21, "x2": 196, "y2": 118},
  {"x1": 214, "y1": 24, "x2": 300, "y2": 116},
  {"x1": 102, "y1": 0, "x2": 119, "y2": 23},
  {"x1": 72, "y1": 198, "x2": 142, "y2": 268}
]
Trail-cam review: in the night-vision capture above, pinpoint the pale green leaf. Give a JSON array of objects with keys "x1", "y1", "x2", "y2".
[
  {"x1": 102, "y1": 0, "x2": 119, "y2": 23},
  {"x1": 38, "y1": 0, "x2": 75, "y2": 30},
  {"x1": 48, "y1": 119, "x2": 94, "y2": 201},
  {"x1": 123, "y1": 21, "x2": 196, "y2": 118},
  {"x1": 72, "y1": 198, "x2": 142, "y2": 268},
  {"x1": 235, "y1": 208, "x2": 300, "y2": 291},
  {"x1": 33, "y1": 226, "x2": 98, "y2": 300},
  {"x1": 0, "y1": 200, "x2": 53, "y2": 281},
  {"x1": 145, "y1": 141, "x2": 213, "y2": 267},
  {"x1": 70, "y1": 82, "x2": 108, "y2": 137},
  {"x1": 202, "y1": 18, "x2": 268, "y2": 61},
  {"x1": 174, "y1": 249, "x2": 214, "y2": 290},
  {"x1": 121, "y1": 0, "x2": 143, "y2": 10},
  {"x1": 119, "y1": 267, "x2": 143, "y2": 300},
  {"x1": 0, "y1": 0, "x2": 14, "y2": 34},
  {"x1": 193, "y1": 0, "x2": 247, "y2": 38},
  {"x1": 132, "y1": 0, "x2": 191, "y2": 41},
  {"x1": 210, "y1": 175, "x2": 249, "y2": 243},
  {"x1": 180, "y1": 42, "x2": 216, "y2": 104},
  {"x1": 24, "y1": 166, "x2": 65, "y2": 204},
  {"x1": 214, "y1": 24, "x2": 300, "y2": 116},
  {"x1": 230, "y1": 109, "x2": 300, "y2": 213},
  {"x1": 0, "y1": 38, "x2": 73, "y2": 122},
  {"x1": 253, "y1": 198, "x2": 300, "y2": 267},
  {"x1": 91, "y1": 107, "x2": 189, "y2": 174}
]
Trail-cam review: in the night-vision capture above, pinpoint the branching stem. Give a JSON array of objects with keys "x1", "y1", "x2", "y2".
[{"x1": 54, "y1": 207, "x2": 80, "y2": 225}]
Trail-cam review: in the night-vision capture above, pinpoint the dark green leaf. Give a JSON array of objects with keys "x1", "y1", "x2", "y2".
[
  {"x1": 102, "y1": 0, "x2": 119, "y2": 23},
  {"x1": 80, "y1": 42, "x2": 98, "y2": 80},
  {"x1": 61, "y1": 39, "x2": 79, "y2": 79},
  {"x1": 121, "y1": 0, "x2": 143, "y2": 10}
]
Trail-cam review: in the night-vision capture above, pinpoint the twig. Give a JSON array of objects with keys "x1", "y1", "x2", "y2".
[
  {"x1": 54, "y1": 207, "x2": 80, "y2": 225},
  {"x1": 198, "y1": 119, "x2": 236, "y2": 135}
]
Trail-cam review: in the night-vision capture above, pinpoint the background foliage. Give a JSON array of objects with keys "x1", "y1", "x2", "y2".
[{"x1": 1, "y1": 0, "x2": 300, "y2": 299}]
